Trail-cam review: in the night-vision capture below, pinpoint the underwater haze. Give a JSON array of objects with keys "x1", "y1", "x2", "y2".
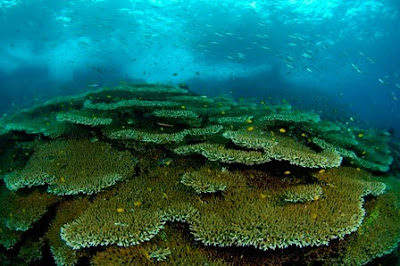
[{"x1": 0, "y1": 0, "x2": 400, "y2": 133}]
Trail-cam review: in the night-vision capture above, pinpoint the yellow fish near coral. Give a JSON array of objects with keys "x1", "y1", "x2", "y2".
[{"x1": 279, "y1": 128, "x2": 286, "y2": 133}]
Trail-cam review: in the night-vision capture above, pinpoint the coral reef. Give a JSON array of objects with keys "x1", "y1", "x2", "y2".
[{"x1": 0, "y1": 82, "x2": 399, "y2": 265}]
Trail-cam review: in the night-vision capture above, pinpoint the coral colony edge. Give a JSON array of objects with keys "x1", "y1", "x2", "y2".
[{"x1": 0, "y1": 82, "x2": 400, "y2": 265}]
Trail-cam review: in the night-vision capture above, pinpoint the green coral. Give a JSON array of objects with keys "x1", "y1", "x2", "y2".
[
  {"x1": 4, "y1": 140, "x2": 137, "y2": 195},
  {"x1": 190, "y1": 168, "x2": 386, "y2": 251},
  {"x1": 0, "y1": 82, "x2": 398, "y2": 265},
  {"x1": 174, "y1": 143, "x2": 272, "y2": 165},
  {"x1": 261, "y1": 110, "x2": 321, "y2": 124},
  {"x1": 1, "y1": 190, "x2": 58, "y2": 231},
  {"x1": 341, "y1": 177, "x2": 400, "y2": 265},
  {"x1": 60, "y1": 167, "x2": 197, "y2": 249},
  {"x1": 56, "y1": 111, "x2": 113, "y2": 126},
  {"x1": 180, "y1": 168, "x2": 231, "y2": 194},
  {"x1": 17, "y1": 238, "x2": 44, "y2": 263},
  {"x1": 107, "y1": 129, "x2": 187, "y2": 144},
  {"x1": 46, "y1": 199, "x2": 90, "y2": 266},
  {"x1": 0, "y1": 223, "x2": 21, "y2": 250},
  {"x1": 83, "y1": 98, "x2": 180, "y2": 110},
  {"x1": 223, "y1": 131, "x2": 342, "y2": 168},
  {"x1": 283, "y1": 184, "x2": 323, "y2": 203}
]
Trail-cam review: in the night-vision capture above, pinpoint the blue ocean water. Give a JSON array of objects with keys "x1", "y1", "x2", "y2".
[{"x1": 0, "y1": 0, "x2": 399, "y2": 134}]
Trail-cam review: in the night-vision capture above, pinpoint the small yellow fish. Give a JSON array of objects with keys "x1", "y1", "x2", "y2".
[
  {"x1": 284, "y1": 171, "x2": 291, "y2": 175},
  {"x1": 301, "y1": 133, "x2": 307, "y2": 137},
  {"x1": 134, "y1": 201, "x2": 142, "y2": 207},
  {"x1": 260, "y1": 193, "x2": 267, "y2": 199},
  {"x1": 279, "y1": 128, "x2": 286, "y2": 133},
  {"x1": 140, "y1": 248, "x2": 151, "y2": 261},
  {"x1": 247, "y1": 126, "x2": 254, "y2": 132},
  {"x1": 318, "y1": 169, "x2": 325, "y2": 174},
  {"x1": 60, "y1": 176, "x2": 66, "y2": 183},
  {"x1": 246, "y1": 119, "x2": 253, "y2": 124},
  {"x1": 116, "y1": 208, "x2": 125, "y2": 213},
  {"x1": 358, "y1": 133, "x2": 364, "y2": 138},
  {"x1": 181, "y1": 105, "x2": 186, "y2": 109}
]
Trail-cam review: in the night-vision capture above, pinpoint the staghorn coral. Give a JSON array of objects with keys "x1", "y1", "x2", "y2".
[{"x1": 4, "y1": 140, "x2": 137, "y2": 195}]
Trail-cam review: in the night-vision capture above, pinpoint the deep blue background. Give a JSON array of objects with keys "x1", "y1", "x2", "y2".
[{"x1": 0, "y1": 0, "x2": 399, "y2": 135}]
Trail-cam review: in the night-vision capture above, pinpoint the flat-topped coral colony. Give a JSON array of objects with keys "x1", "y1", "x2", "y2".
[{"x1": 0, "y1": 83, "x2": 399, "y2": 265}]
